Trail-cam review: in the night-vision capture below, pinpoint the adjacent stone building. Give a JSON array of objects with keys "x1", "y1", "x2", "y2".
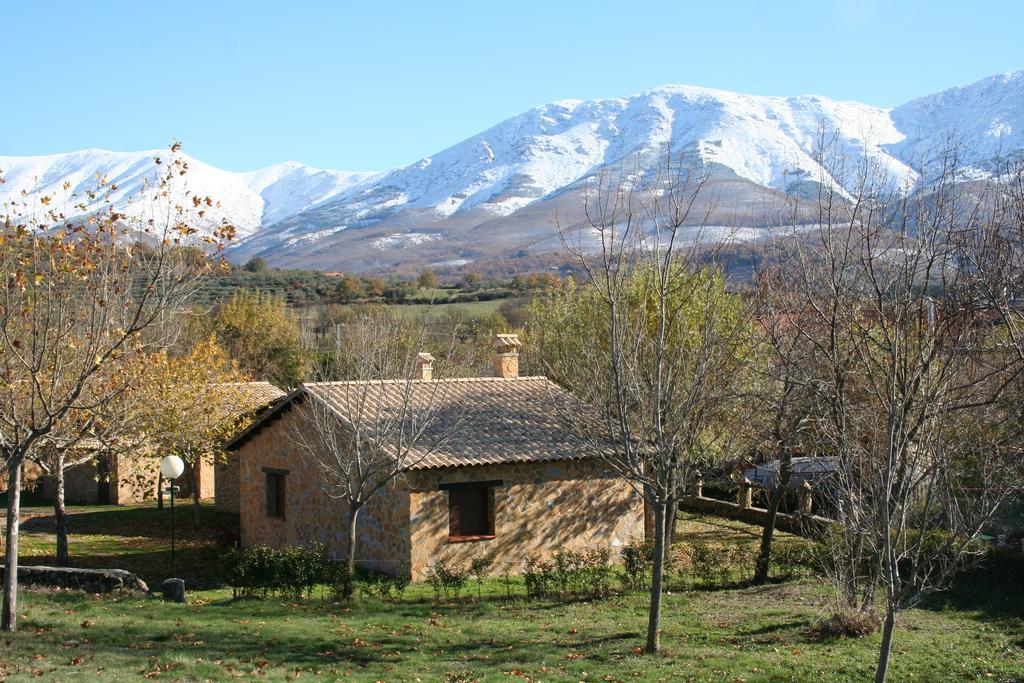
[
  {"x1": 34, "y1": 382, "x2": 285, "y2": 506},
  {"x1": 42, "y1": 443, "x2": 161, "y2": 505},
  {"x1": 228, "y1": 335, "x2": 644, "y2": 579},
  {"x1": 213, "y1": 382, "x2": 288, "y2": 512}
]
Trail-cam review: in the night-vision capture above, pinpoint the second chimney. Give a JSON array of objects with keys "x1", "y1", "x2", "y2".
[
  {"x1": 416, "y1": 352, "x2": 435, "y2": 381},
  {"x1": 492, "y1": 334, "x2": 521, "y2": 379}
]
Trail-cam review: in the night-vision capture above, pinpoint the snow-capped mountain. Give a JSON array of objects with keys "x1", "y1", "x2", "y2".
[
  {"x1": 3, "y1": 70, "x2": 1023, "y2": 271},
  {"x1": 0, "y1": 148, "x2": 374, "y2": 239},
  {"x1": 890, "y1": 70, "x2": 1024, "y2": 175}
]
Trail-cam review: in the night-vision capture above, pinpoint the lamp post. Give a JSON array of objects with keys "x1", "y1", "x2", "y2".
[{"x1": 159, "y1": 455, "x2": 185, "y2": 578}]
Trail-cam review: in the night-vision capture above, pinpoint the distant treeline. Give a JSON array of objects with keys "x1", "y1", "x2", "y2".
[{"x1": 192, "y1": 257, "x2": 565, "y2": 307}]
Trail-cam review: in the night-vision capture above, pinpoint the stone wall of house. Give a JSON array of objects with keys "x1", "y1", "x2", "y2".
[
  {"x1": 176, "y1": 458, "x2": 215, "y2": 502},
  {"x1": 43, "y1": 456, "x2": 107, "y2": 504},
  {"x1": 237, "y1": 404, "x2": 412, "y2": 572},
  {"x1": 112, "y1": 454, "x2": 160, "y2": 504},
  {"x1": 236, "y1": 406, "x2": 644, "y2": 581},
  {"x1": 42, "y1": 453, "x2": 160, "y2": 505},
  {"x1": 215, "y1": 455, "x2": 240, "y2": 513},
  {"x1": 0, "y1": 460, "x2": 45, "y2": 494},
  {"x1": 405, "y1": 459, "x2": 644, "y2": 580}
]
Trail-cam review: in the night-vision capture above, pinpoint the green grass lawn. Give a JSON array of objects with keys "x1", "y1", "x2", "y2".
[
  {"x1": 14, "y1": 500, "x2": 239, "y2": 589},
  {"x1": 4, "y1": 579, "x2": 1021, "y2": 682},
  {"x1": 3, "y1": 507, "x2": 1022, "y2": 681}
]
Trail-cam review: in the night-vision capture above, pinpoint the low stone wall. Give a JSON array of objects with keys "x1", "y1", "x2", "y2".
[
  {"x1": 680, "y1": 495, "x2": 832, "y2": 537},
  {"x1": 1, "y1": 565, "x2": 149, "y2": 594}
]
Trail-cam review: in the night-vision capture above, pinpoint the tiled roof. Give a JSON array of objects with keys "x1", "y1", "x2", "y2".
[
  {"x1": 49, "y1": 383, "x2": 287, "y2": 453},
  {"x1": 234, "y1": 376, "x2": 593, "y2": 470},
  {"x1": 222, "y1": 381, "x2": 287, "y2": 414}
]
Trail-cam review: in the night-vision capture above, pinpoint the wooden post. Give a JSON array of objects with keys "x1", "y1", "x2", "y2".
[
  {"x1": 737, "y1": 478, "x2": 752, "y2": 510},
  {"x1": 798, "y1": 480, "x2": 813, "y2": 516}
]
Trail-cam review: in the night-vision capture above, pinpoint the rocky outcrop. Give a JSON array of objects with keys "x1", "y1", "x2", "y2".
[{"x1": 1, "y1": 565, "x2": 149, "y2": 593}]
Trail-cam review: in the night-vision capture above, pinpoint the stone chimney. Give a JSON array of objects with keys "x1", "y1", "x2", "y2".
[
  {"x1": 416, "y1": 352, "x2": 435, "y2": 381},
  {"x1": 492, "y1": 334, "x2": 521, "y2": 379}
]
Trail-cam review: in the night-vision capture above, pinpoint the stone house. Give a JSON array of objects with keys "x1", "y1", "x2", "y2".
[
  {"x1": 34, "y1": 382, "x2": 285, "y2": 506},
  {"x1": 214, "y1": 382, "x2": 287, "y2": 512},
  {"x1": 41, "y1": 440, "x2": 161, "y2": 505},
  {"x1": 227, "y1": 335, "x2": 644, "y2": 579}
]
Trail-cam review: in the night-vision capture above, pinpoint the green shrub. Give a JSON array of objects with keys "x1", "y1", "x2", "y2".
[
  {"x1": 691, "y1": 541, "x2": 723, "y2": 587},
  {"x1": 359, "y1": 567, "x2": 411, "y2": 602},
  {"x1": 772, "y1": 542, "x2": 815, "y2": 580},
  {"x1": 470, "y1": 554, "x2": 495, "y2": 598},
  {"x1": 619, "y1": 539, "x2": 652, "y2": 591},
  {"x1": 583, "y1": 548, "x2": 614, "y2": 598},
  {"x1": 524, "y1": 554, "x2": 555, "y2": 598},
  {"x1": 553, "y1": 549, "x2": 587, "y2": 596},
  {"x1": 222, "y1": 544, "x2": 328, "y2": 599},
  {"x1": 725, "y1": 544, "x2": 750, "y2": 585},
  {"x1": 326, "y1": 561, "x2": 355, "y2": 602},
  {"x1": 425, "y1": 560, "x2": 469, "y2": 601}
]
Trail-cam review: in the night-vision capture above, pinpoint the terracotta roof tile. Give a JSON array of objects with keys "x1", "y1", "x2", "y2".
[
  {"x1": 301, "y1": 376, "x2": 590, "y2": 470},
  {"x1": 222, "y1": 381, "x2": 288, "y2": 414}
]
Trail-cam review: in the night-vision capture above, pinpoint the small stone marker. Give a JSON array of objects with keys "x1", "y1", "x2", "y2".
[{"x1": 160, "y1": 578, "x2": 186, "y2": 603}]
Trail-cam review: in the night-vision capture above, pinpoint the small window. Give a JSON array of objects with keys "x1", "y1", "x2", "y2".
[
  {"x1": 448, "y1": 485, "x2": 494, "y2": 541},
  {"x1": 265, "y1": 469, "x2": 287, "y2": 518}
]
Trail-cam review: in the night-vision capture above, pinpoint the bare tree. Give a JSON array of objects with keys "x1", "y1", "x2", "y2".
[
  {"x1": 0, "y1": 144, "x2": 232, "y2": 631},
  {"x1": 287, "y1": 312, "x2": 467, "y2": 576},
  {"x1": 533, "y1": 153, "x2": 756, "y2": 653},
  {"x1": 771, "y1": 143, "x2": 1022, "y2": 682},
  {"x1": 747, "y1": 271, "x2": 820, "y2": 584}
]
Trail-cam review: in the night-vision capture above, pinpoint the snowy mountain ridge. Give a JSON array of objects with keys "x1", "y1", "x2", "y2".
[
  {"x1": 2, "y1": 70, "x2": 1022, "y2": 270},
  {"x1": 0, "y1": 148, "x2": 375, "y2": 238}
]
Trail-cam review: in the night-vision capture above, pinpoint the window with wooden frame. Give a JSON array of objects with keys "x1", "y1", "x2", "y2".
[
  {"x1": 442, "y1": 480, "x2": 500, "y2": 541},
  {"x1": 264, "y1": 468, "x2": 287, "y2": 518}
]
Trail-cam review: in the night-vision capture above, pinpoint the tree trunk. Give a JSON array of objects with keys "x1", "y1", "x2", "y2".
[
  {"x1": 645, "y1": 500, "x2": 667, "y2": 654},
  {"x1": 344, "y1": 503, "x2": 361, "y2": 576},
  {"x1": 185, "y1": 461, "x2": 201, "y2": 526},
  {"x1": 2, "y1": 461, "x2": 23, "y2": 632},
  {"x1": 157, "y1": 472, "x2": 164, "y2": 510},
  {"x1": 54, "y1": 454, "x2": 69, "y2": 566},
  {"x1": 874, "y1": 604, "x2": 897, "y2": 683},
  {"x1": 753, "y1": 455, "x2": 792, "y2": 585},
  {"x1": 752, "y1": 488, "x2": 782, "y2": 585},
  {"x1": 666, "y1": 499, "x2": 679, "y2": 547}
]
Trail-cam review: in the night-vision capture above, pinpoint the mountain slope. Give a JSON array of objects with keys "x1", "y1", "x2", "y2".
[
  {"x1": 889, "y1": 70, "x2": 1024, "y2": 175},
  {"x1": 3, "y1": 70, "x2": 1023, "y2": 271},
  {"x1": 262, "y1": 85, "x2": 917, "y2": 245},
  {"x1": 0, "y1": 149, "x2": 373, "y2": 238}
]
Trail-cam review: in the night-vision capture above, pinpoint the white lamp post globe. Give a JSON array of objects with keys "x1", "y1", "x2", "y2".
[{"x1": 160, "y1": 455, "x2": 185, "y2": 480}]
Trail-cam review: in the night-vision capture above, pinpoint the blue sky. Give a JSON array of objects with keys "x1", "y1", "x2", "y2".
[{"x1": 4, "y1": 0, "x2": 1021, "y2": 172}]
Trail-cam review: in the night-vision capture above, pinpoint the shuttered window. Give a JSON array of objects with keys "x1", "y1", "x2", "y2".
[
  {"x1": 447, "y1": 485, "x2": 495, "y2": 540},
  {"x1": 265, "y1": 469, "x2": 287, "y2": 518}
]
